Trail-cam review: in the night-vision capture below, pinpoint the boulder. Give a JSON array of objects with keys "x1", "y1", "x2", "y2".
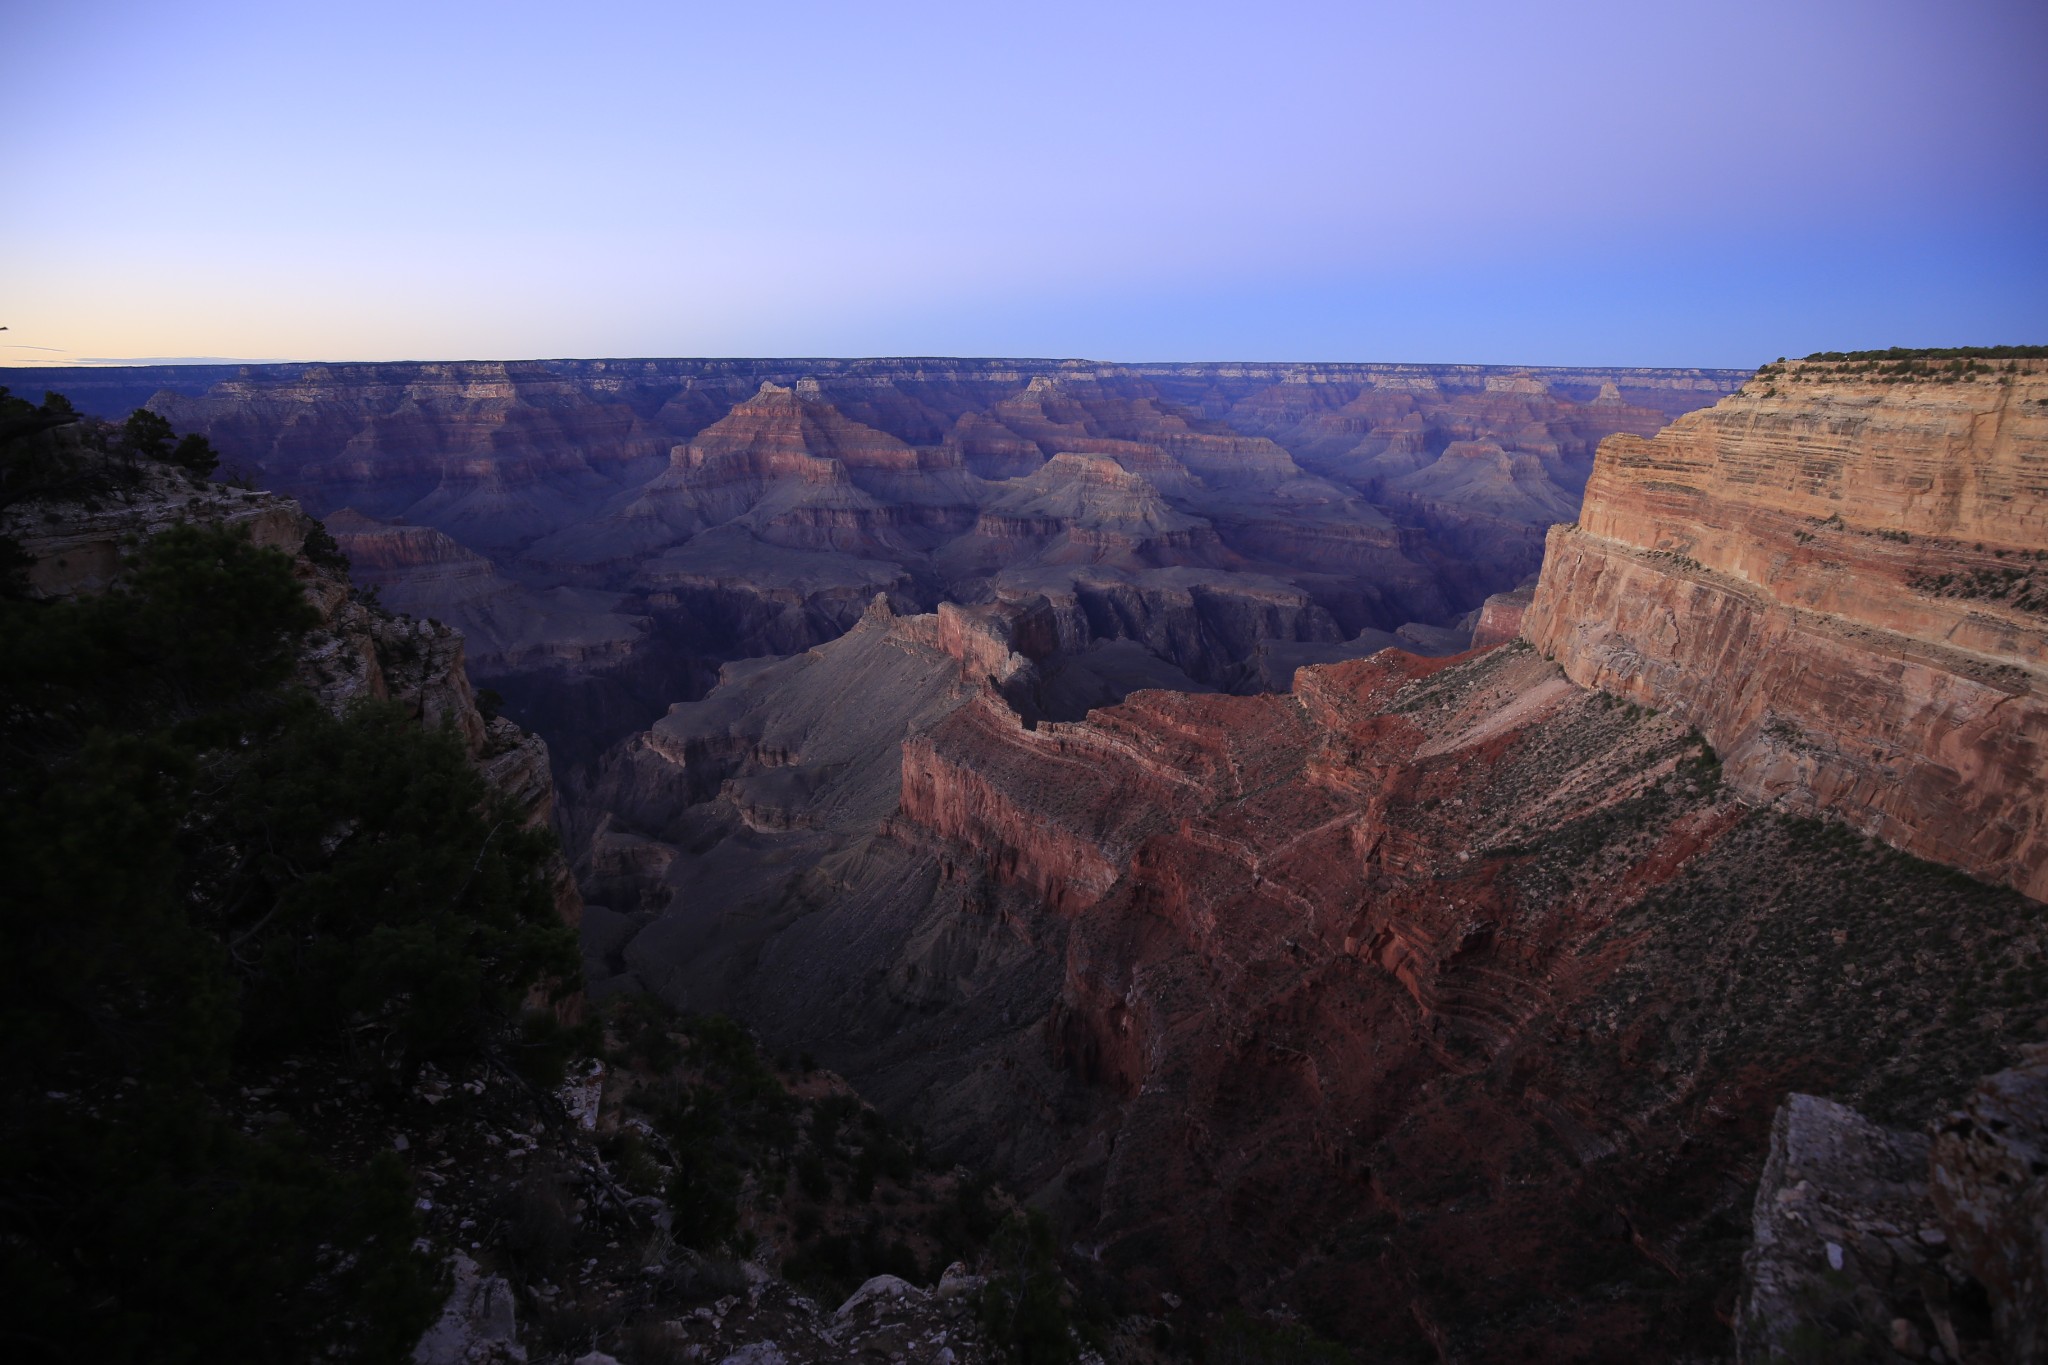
[
  {"x1": 413, "y1": 1253, "x2": 526, "y2": 1365},
  {"x1": 1737, "y1": 1094, "x2": 1936, "y2": 1363},
  {"x1": 716, "y1": 1344, "x2": 786, "y2": 1365},
  {"x1": 1930, "y1": 1049, "x2": 2048, "y2": 1364},
  {"x1": 833, "y1": 1273, "x2": 927, "y2": 1318}
]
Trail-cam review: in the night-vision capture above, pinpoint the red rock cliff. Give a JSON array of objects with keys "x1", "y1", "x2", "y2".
[
  {"x1": 1522, "y1": 359, "x2": 2048, "y2": 900},
  {"x1": 869, "y1": 634, "x2": 2046, "y2": 1361}
]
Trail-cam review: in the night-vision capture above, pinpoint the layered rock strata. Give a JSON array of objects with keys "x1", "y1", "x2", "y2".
[
  {"x1": 584, "y1": 620, "x2": 2046, "y2": 1361},
  {"x1": 327, "y1": 509, "x2": 647, "y2": 679},
  {"x1": 1470, "y1": 584, "x2": 1535, "y2": 649},
  {"x1": 5, "y1": 358, "x2": 1743, "y2": 769},
  {"x1": 568, "y1": 362, "x2": 2048, "y2": 1361},
  {"x1": 1523, "y1": 359, "x2": 2048, "y2": 899}
]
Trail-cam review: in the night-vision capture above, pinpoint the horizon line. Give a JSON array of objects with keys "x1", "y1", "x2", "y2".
[{"x1": 1, "y1": 353, "x2": 1769, "y2": 374}]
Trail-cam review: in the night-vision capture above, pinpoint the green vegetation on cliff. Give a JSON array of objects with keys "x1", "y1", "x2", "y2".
[
  {"x1": 1800, "y1": 345, "x2": 2048, "y2": 361},
  {"x1": 0, "y1": 465, "x2": 577, "y2": 1361},
  {"x1": 0, "y1": 386, "x2": 223, "y2": 519},
  {"x1": 1760, "y1": 346, "x2": 2048, "y2": 386}
]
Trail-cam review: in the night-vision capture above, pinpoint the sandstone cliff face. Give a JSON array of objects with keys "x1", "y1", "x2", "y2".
[
  {"x1": 1471, "y1": 584, "x2": 1534, "y2": 648},
  {"x1": 1522, "y1": 360, "x2": 2048, "y2": 900}
]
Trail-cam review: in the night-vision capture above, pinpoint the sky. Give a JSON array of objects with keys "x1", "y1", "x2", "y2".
[{"x1": 2, "y1": 0, "x2": 2043, "y2": 369}]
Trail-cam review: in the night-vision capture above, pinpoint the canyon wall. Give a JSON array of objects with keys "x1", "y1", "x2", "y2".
[
  {"x1": 1522, "y1": 358, "x2": 2048, "y2": 900},
  {"x1": 11, "y1": 358, "x2": 1744, "y2": 769},
  {"x1": 564, "y1": 361, "x2": 2048, "y2": 1360},
  {"x1": 47, "y1": 357, "x2": 2045, "y2": 1356},
  {"x1": 589, "y1": 609, "x2": 2047, "y2": 1361}
]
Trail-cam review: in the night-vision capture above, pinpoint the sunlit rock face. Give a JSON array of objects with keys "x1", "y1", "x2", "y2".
[{"x1": 1524, "y1": 358, "x2": 2048, "y2": 899}]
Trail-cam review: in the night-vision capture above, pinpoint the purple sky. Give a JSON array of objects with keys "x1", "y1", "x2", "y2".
[{"x1": 4, "y1": 0, "x2": 2043, "y2": 368}]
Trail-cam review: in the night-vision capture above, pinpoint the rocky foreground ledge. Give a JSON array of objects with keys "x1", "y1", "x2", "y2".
[{"x1": 1739, "y1": 1050, "x2": 2048, "y2": 1364}]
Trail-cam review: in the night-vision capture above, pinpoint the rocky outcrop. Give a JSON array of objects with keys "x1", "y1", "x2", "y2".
[
  {"x1": 412, "y1": 1253, "x2": 527, "y2": 1365},
  {"x1": 1738, "y1": 1051, "x2": 2048, "y2": 1364},
  {"x1": 5, "y1": 472, "x2": 304, "y2": 599},
  {"x1": 386, "y1": 1033, "x2": 1030, "y2": 1365},
  {"x1": 1471, "y1": 585, "x2": 1535, "y2": 649},
  {"x1": 1737, "y1": 1096, "x2": 1953, "y2": 1363},
  {"x1": 300, "y1": 574, "x2": 584, "y2": 935},
  {"x1": 5, "y1": 460, "x2": 582, "y2": 935},
  {"x1": 1523, "y1": 360, "x2": 2048, "y2": 900},
  {"x1": 1930, "y1": 1051, "x2": 2048, "y2": 1363}
]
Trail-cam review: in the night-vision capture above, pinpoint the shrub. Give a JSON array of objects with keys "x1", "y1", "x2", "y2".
[
  {"x1": 667, "y1": 1153, "x2": 742, "y2": 1250},
  {"x1": 120, "y1": 407, "x2": 176, "y2": 461},
  {"x1": 171, "y1": 431, "x2": 220, "y2": 477},
  {"x1": 1203, "y1": 1311, "x2": 1354, "y2": 1365},
  {"x1": 501, "y1": 1170, "x2": 578, "y2": 1279},
  {"x1": 0, "y1": 521, "x2": 577, "y2": 1358},
  {"x1": 979, "y1": 1210, "x2": 1078, "y2": 1364},
  {"x1": 303, "y1": 518, "x2": 351, "y2": 570},
  {"x1": 797, "y1": 1149, "x2": 833, "y2": 1201},
  {"x1": 1803, "y1": 345, "x2": 2047, "y2": 361}
]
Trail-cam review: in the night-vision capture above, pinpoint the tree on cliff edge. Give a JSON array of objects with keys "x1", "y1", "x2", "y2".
[
  {"x1": 0, "y1": 522, "x2": 577, "y2": 1363},
  {"x1": 119, "y1": 405, "x2": 219, "y2": 475}
]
